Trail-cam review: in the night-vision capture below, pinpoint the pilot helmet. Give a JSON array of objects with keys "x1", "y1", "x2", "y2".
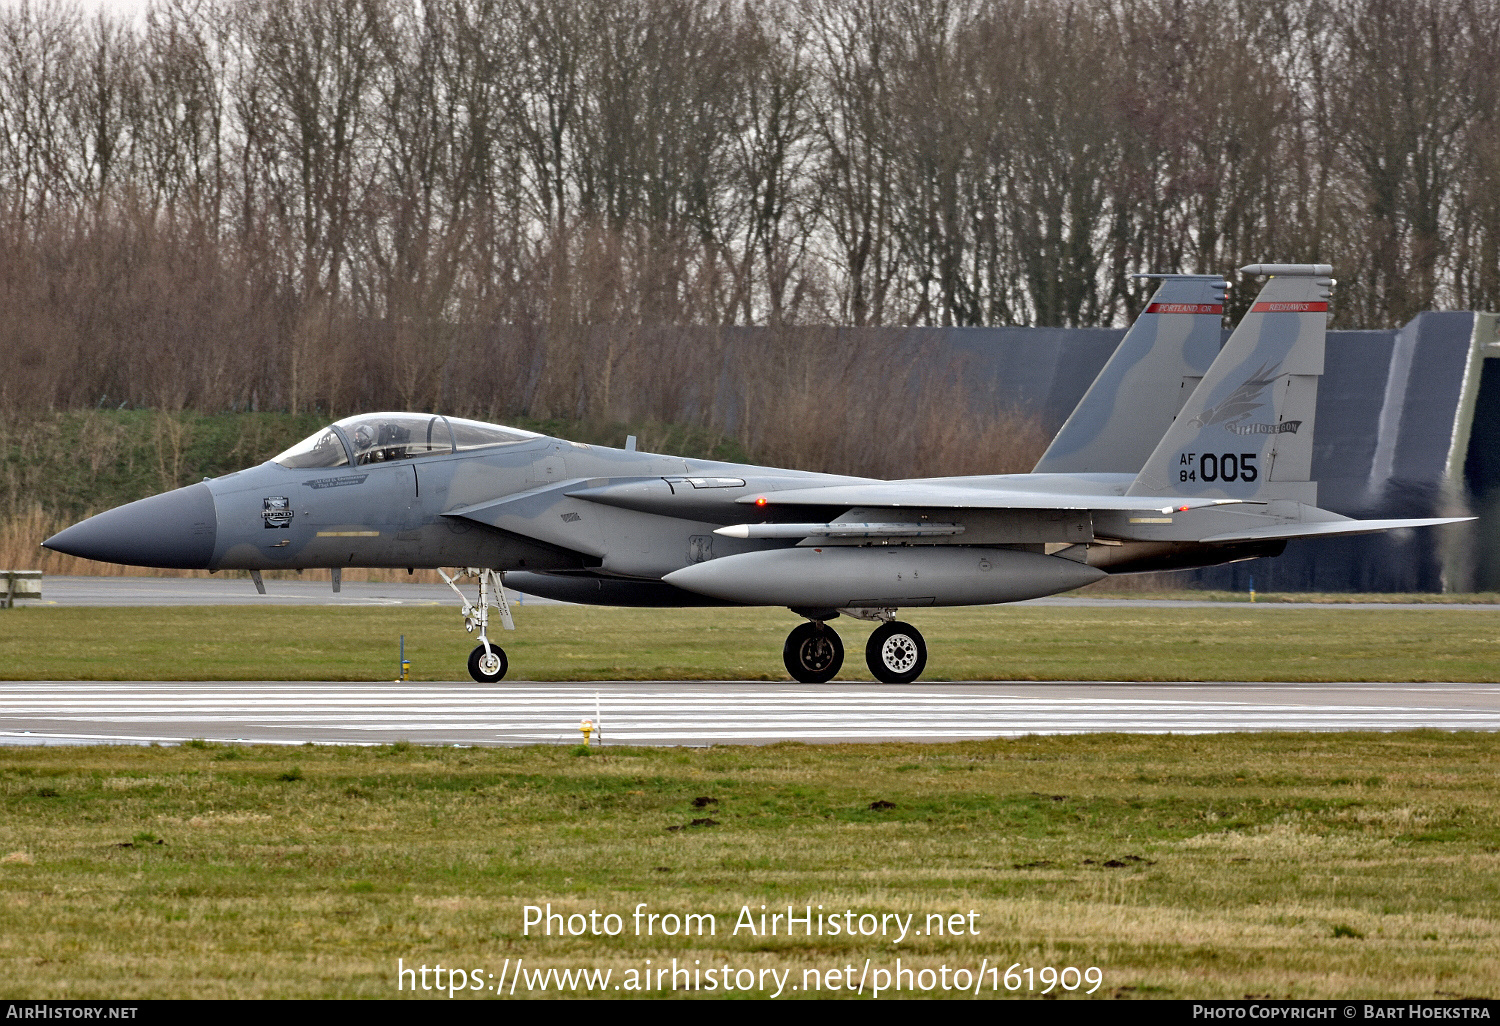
[{"x1": 353, "y1": 424, "x2": 374, "y2": 449}]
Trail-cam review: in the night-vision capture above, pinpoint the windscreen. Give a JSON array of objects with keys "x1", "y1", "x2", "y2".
[{"x1": 272, "y1": 428, "x2": 351, "y2": 469}]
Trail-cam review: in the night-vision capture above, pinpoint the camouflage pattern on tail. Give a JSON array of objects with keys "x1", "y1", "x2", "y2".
[
  {"x1": 1033, "y1": 274, "x2": 1226, "y2": 474},
  {"x1": 1126, "y1": 264, "x2": 1333, "y2": 504}
]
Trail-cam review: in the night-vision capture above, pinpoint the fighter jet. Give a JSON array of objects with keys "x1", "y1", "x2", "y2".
[{"x1": 43, "y1": 264, "x2": 1468, "y2": 684}]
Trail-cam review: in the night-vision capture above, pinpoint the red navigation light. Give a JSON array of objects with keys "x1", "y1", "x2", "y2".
[
  {"x1": 1178, "y1": 505, "x2": 1190, "y2": 512},
  {"x1": 755, "y1": 496, "x2": 768, "y2": 507}
]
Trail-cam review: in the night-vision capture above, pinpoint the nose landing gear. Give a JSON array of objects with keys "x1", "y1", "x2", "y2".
[
  {"x1": 468, "y1": 643, "x2": 508, "y2": 683},
  {"x1": 439, "y1": 567, "x2": 515, "y2": 682}
]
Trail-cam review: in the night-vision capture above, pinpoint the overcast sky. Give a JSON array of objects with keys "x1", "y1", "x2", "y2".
[{"x1": 47, "y1": 0, "x2": 152, "y2": 19}]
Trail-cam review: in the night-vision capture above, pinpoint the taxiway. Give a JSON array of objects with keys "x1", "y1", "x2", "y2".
[{"x1": 2, "y1": 680, "x2": 1497, "y2": 747}]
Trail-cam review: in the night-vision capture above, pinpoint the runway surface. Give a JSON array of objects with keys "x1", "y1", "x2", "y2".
[
  {"x1": 30, "y1": 576, "x2": 1500, "y2": 610},
  {"x1": 2, "y1": 680, "x2": 1497, "y2": 747}
]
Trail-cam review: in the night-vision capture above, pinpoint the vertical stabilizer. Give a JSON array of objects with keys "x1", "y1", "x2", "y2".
[
  {"x1": 1033, "y1": 274, "x2": 1226, "y2": 474},
  {"x1": 1127, "y1": 264, "x2": 1333, "y2": 504}
]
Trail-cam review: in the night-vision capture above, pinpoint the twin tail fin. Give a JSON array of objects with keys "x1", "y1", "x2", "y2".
[
  {"x1": 1127, "y1": 264, "x2": 1333, "y2": 504},
  {"x1": 1034, "y1": 274, "x2": 1225, "y2": 475}
]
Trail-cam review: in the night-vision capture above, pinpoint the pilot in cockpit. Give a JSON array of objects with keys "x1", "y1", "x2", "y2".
[{"x1": 354, "y1": 420, "x2": 413, "y2": 463}]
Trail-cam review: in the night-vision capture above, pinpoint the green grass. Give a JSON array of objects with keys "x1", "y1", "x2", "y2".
[
  {"x1": 1, "y1": 410, "x2": 329, "y2": 521},
  {"x1": 3, "y1": 604, "x2": 1499, "y2": 681},
  {"x1": 0, "y1": 733, "x2": 1496, "y2": 998},
  {"x1": 1073, "y1": 588, "x2": 1500, "y2": 604}
]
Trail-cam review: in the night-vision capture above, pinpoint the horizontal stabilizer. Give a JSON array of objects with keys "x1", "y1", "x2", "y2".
[{"x1": 1197, "y1": 517, "x2": 1472, "y2": 545}]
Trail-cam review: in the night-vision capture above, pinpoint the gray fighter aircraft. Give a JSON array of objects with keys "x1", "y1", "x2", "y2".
[{"x1": 43, "y1": 264, "x2": 1468, "y2": 684}]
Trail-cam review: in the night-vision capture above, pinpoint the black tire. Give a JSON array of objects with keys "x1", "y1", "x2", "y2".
[
  {"x1": 468, "y1": 643, "x2": 508, "y2": 683},
  {"x1": 782, "y1": 622, "x2": 844, "y2": 683},
  {"x1": 865, "y1": 621, "x2": 927, "y2": 684}
]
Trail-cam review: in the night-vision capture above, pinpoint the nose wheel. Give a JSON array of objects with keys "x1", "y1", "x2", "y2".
[
  {"x1": 468, "y1": 643, "x2": 508, "y2": 683},
  {"x1": 783, "y1": 622, "x2": 844, "y2": 683},
  {"x1": 439, "y1": 567, "x2": 515, "y2": 682},
  {"x1": 865, "y1": 621, "x2": 927, "y2": 683}
]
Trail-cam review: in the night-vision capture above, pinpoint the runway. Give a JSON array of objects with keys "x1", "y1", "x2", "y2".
[{"x1": 2, "y1": 680, "x2": 1498, "y2": 747}]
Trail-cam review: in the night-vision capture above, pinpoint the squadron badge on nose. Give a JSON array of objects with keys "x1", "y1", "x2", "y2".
[{"x1": 262, "y1": 496, "x2": 293, "y2": 528}]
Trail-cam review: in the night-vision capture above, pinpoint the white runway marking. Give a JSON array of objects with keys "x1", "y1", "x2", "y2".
[{"x1": 1, "y1": 681, "x2": 1498, "y2": 746}]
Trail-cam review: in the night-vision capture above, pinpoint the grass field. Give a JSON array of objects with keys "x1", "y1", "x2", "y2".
[
  {"x1": 1, "y1": 734, "x2": 1496, "y2": 999},
  {"x1": 4, "y1": 602, "x2": 1496, "y2": 999},
  {"x1": 2, "y1": 603, "x2": 1499, "y2": 682}
]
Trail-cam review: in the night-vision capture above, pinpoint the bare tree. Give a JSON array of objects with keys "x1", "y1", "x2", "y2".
[
  {"x1": 806, "y1": 0, "x2": 902, "y2": 326},
  {"x1": 250, "y1": 0, "x2": 382, "y2": 303},
  {"x1": 988, "y1": 1, "x2": 1116, "y2": 327},
  {"x1": 6, "y1": 0, "x2": 1500, "y2": 430},
  {"x1": 725, "y1": 1, "x2": 820, "y2": 324},
  {"x1": 0, "y1": 0, "x2": 81, "y2": 220},
  {"x1": 1328, "y1": 0, "x2": 1475, "y2": 325}
]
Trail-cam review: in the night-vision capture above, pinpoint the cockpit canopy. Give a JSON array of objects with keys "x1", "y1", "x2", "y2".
[{"x1": 272, "y1": 414, "x2": 541, "y2": 469}]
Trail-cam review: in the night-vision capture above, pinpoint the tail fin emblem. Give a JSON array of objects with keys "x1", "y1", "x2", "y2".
[{"x1": 1188, "y1": 362, "x2": 1277, "y2": 429}]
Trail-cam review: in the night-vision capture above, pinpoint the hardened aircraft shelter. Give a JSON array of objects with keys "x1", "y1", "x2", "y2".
[{"x1": 922, "y1": 312, "x2": 1500, "y2": 592}]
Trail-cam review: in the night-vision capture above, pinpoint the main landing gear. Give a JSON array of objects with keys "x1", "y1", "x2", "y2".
[
  {"x1": 783, "y1": 621, "x2": 844, "y2": 683},
  {"x1": 781, "y1": 611, "x2": 928, "y2": 684},
  {"x1": 865, "y1": 620, "x2": 927, "y2": 684},
  {"x1": 440, "y1": 568, "x2": 514, "y2": 682}
]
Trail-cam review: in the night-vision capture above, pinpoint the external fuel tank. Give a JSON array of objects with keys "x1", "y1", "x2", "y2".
[{"x1": 662, "y1": 545, "x2": 1104, "y2": 608}]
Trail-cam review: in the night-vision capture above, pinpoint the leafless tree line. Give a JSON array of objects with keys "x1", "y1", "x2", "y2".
[{"x1": 4, "y1": 0, "x2": 1500, "y2": 427}]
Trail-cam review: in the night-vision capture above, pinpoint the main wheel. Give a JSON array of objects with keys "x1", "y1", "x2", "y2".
[
  {"x1": 783, "y1": 622, "x2": 844, "y2": 683},
  {"x1": 865, "y1": 621, "x2": 927, "y2": 684},
  {"x1": 468, "y1": 643, "x2": 508, "y2": 683}
]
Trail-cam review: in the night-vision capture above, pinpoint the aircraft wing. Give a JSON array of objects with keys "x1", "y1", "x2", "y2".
[
  {"x1": 740, "y1": 482, "x2": 1236, "y2": 513},
  {"x1": 1196, "y1": 517, "x2": 1473, "y2": 544},
  {"x1": 733, "y1": 483, "x2": 1474, "y2": 547}
]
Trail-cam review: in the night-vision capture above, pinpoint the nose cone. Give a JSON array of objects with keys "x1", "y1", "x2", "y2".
[{"x1": 43, "y1": 482, "x2": 217, "y2": 569}]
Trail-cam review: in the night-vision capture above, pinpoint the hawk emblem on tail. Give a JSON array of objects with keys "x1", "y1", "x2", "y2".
[{"x1": 1189, "y1": 362, "x2": 1277, "y2": 429}]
